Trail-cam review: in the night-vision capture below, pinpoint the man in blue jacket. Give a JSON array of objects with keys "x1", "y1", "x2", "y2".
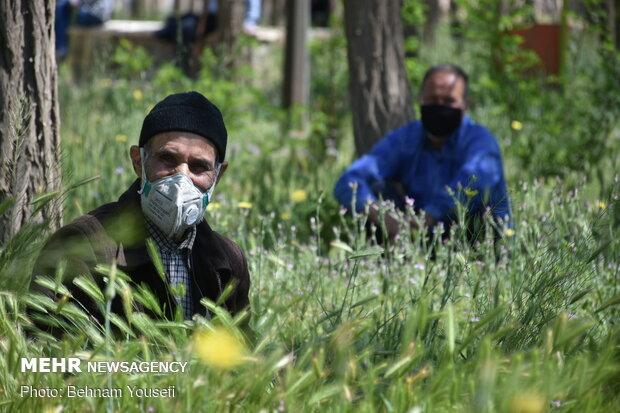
[{"x1": 334, "y1": 64, "x2": 512, "y2": 241}]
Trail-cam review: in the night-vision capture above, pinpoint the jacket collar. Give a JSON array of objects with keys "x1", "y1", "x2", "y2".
[
  {"x1": 110, "y1": 179, "x2": 150, "y2": 267},
  {"x1": 194, "y1": 220, "x2": 232, "y2": 272}
]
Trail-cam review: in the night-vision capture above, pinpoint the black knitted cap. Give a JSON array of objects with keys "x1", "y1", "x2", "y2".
[{"x1": 139, "y1": 91, "x2": 227, "y2": 162}]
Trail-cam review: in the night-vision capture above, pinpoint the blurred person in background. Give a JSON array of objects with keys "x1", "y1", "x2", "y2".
[
  {"x1": 55, "y1": 0, "x2": 116, "y2": 59},
  {"x1": 334, "y1": 64, "x2": 512, "y2": 242},
  {"x1": 156, "y1": 0, "x2": 262, "y2": 44}
]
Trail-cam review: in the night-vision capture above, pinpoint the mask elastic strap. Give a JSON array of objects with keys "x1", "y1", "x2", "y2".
[
  {"x1": 203, "y1": 163, "x2": 222, "y2": 205},
  {"x1": 138, "y1": 147, "x2": 148, "y2": 194},
  {"x1": 208, "y1": 163, "x2": 222, "y2": 196}
]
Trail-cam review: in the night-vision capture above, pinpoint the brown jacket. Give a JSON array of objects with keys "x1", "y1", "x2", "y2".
[{"x1": 30, "y1": 180, "x2": 250, "y2": 332}]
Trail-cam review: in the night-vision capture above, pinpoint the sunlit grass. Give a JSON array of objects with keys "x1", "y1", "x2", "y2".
[{"x1": 0, "y1": 18, "x2": 619, "y2": 413}]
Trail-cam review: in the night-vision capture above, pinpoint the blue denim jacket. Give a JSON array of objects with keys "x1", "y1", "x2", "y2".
[{"x1": 334, "y1": 116, "x2": 512, "y2": 224}]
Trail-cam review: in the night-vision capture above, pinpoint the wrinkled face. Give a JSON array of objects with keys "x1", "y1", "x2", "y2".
[
  {"x1": 130, "y1": 131, "x2": 226, "y2": 192},
  {"x1": 420, "y1": 70, "x2": 467, "y2": 110}
]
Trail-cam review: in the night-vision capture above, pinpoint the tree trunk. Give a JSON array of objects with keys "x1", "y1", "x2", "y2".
[
  {"x1": 190, "y1": 0, "x2": 245, "y2": 75},
  {"x1": 283, "y1": 0, "x2": 310, "y2": 109},
  {"x1": 344, "y1": 0, "x2": 414, "y2": 156},
  {"x1": 533, "y1": 0, "x2": 562, "y2": 23},
  {"x1": 130, "y1": 0, "x2": 147, "y2": 18},
  {"x1": 0, "y1": 0, "x2": 62, "y2": 244},
  {"x1": 616, "y1": 0, "x2": 620, "y2": 50},
  {"x1": 262, "y1": 0, "x2": 274, "y2": 24},
  {"x1": 608, "y1": 0, "x2": 619, "y2": 49},
  {"x1": 262, "y1": 0, "x2": 286, "y2": 26},
  {"x1": 216, "y1": 0, "x2": 246, "y2": 48},
  {"x1": 423, "y1": 0, "x2": 450, "y2": 44}
]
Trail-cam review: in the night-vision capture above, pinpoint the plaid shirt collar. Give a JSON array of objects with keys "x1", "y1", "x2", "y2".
[{"x1": 145, "y1": 219, "x2": 197, "y2": 252}]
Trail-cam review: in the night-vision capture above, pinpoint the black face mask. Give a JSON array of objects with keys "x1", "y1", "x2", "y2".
[{"x1": 420, "y1": 104, "x2": 464, "y2": 137}]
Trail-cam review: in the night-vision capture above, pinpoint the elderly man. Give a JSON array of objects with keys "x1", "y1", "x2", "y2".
[
  {"x1": 334, "y1": 64, "x2": 512, "y2": 241},
  {"x1": 30, "y1": 92, "x2": 250, "y2": 332}
]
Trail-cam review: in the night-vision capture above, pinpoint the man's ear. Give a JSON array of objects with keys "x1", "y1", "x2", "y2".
[
  {"x1": 129, "y1": 145, "x2": 142, "y2": 178},
  {"x1": 216, "y1": 161, "x2": 229, "y2": 185}
]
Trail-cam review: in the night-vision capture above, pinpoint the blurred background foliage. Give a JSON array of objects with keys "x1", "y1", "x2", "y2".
[
  {"x1": 56, "y1": 0, "x2": 620, "y2": 246},
  {"x1": 0, "y1": 0, "x2": 619, "y2": 411}
]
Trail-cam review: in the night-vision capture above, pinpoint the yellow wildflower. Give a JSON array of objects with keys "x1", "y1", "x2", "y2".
[
  {"x1": 510, "y1": 120, "x2": 523, "y2": 131},
  {"x1": 464, "y1": 187, "x2": 478, "y2": 198},
  {"x1": 115, "y1": 134, "x2": 128, "y2": 143},
  {"x1": 597, "y1": 201, "x2": 607, "y2": 210},
  {"x1": 132, "y1": 89, "x2": 143, "y2": 101},
  {"x1": 280, "y1": 212, "x2": 291, "y2": 221},
  {"x1": 193, "y1": 327, "x2": 247, "y2": 369},
  {"x1": 238, "y1": 201, "x2": 253, "y2": 209},
  {"x1": 290, "y1": 189, "x2": 308, "y2": 203},
  {"x1": 508, "y1": 393, "x2": 545, "y2": 413},
  {"x1": 207, "y1": 202, "x2": 221, "y2": 211},
  {"x1": 504, "y1": 228, "x2": 515, "y2": 237}
]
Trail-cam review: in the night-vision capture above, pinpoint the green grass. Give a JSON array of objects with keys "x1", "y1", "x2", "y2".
[
  {"x1": 1, "y1": 180, "x2": 619, "y2": 412},
  {"x1": 1, "y1": 15, "x2": 620, "y2": 413}
]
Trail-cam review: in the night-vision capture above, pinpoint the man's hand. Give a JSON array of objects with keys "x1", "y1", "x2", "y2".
[
  {"x1": 368, "y1": 203, "x2": 437, "y2": 242},
  {"x1": 368, "y1": 203, "x2": 401, "y2": 241},
  {"x1": 408, "y1": 211, "x2": 436, "y2": 230}
]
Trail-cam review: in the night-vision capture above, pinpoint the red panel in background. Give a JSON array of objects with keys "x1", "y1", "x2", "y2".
[{"x1": 512, "y1": 24, "x2": 562, "y2": 75}]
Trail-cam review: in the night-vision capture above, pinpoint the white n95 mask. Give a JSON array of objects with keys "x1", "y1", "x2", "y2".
[{"x1": 139, "y1": 148, "x2": 219, "y2": 239}]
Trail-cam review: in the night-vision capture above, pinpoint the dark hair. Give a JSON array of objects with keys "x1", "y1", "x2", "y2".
[{"x1": 421, "y1": 64, "x2": 469, "y2": 99}]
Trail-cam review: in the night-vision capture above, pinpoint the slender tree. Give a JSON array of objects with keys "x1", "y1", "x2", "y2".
[
  {"x1": 423, "y1": 0, "x2": 450, "y2": 44},
  {"x1": 190, "y1": 0, "x2": 246, "y2": 74},
  {"x1": 608, "y1": 0, "x2": 620, "y2": 49},
  {"x1": 0, "y1": 0, "x2": 62, "y2": 243},
  {"x1": 283, "y1": 0, "x2": 310, "y2": 110},
  {"x1": 262, "y1": 0, "x2": 287, "y2": 26},
  {"x1": 533, "y1": 0, "x2": 563, "y2": 22},
  {"x1": 130, "y1": 0, "x2": 147, "y2": 18},
  {"x1": 343, "y1": 0, "x2": 414, "y2": 156},
  {"x1": 216, "y1": 0, "x2": 247, "y2": 50}
]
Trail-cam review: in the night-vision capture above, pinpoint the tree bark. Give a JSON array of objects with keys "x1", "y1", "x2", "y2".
[
  {"x1": 283, "y1": 0, "x2": 310, "y2": 109},
  {"x1": 608, "y1": 0, "x2": 619, "y2": 49},
  {"x1": 262, "y1": 0, "x2": 286, "y2": 26},
  {"x1": 423, "y1": 0, "x2": 450, "y2": 44},
  {"x1": 533, "y1": 0, "x2": 562, "y2": 23},
  {"x1": 190, "y1": 0, "x2": 245, "y2": 75},
  {"x1": 344, "y1": 0, "x2": 414, "y2": 156},
  {"x1": 0, "y1": 0, "x2": 62, "y2": 244},
  {"x1": 616, "y1": 0, "x2": 620, "y2": 50},
  {"x1": 130, "y1": 0, "x2": 147, "y2": 18},
  {"x1": 216, "y1": 0, "x2": 246, "y2": 49}
]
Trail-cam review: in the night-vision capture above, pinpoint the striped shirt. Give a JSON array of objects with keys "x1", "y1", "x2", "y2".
[{"x1": 145, "y1": 220, "x2": 196, "y2": 320}]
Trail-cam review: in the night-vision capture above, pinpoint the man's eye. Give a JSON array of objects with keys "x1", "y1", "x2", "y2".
[
  {"x1": 158, "y1": 155, "x2": 177, "y2": 166},
  {"x1": 192, "y1": 164, "x2": 212, "y2": 173}
]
